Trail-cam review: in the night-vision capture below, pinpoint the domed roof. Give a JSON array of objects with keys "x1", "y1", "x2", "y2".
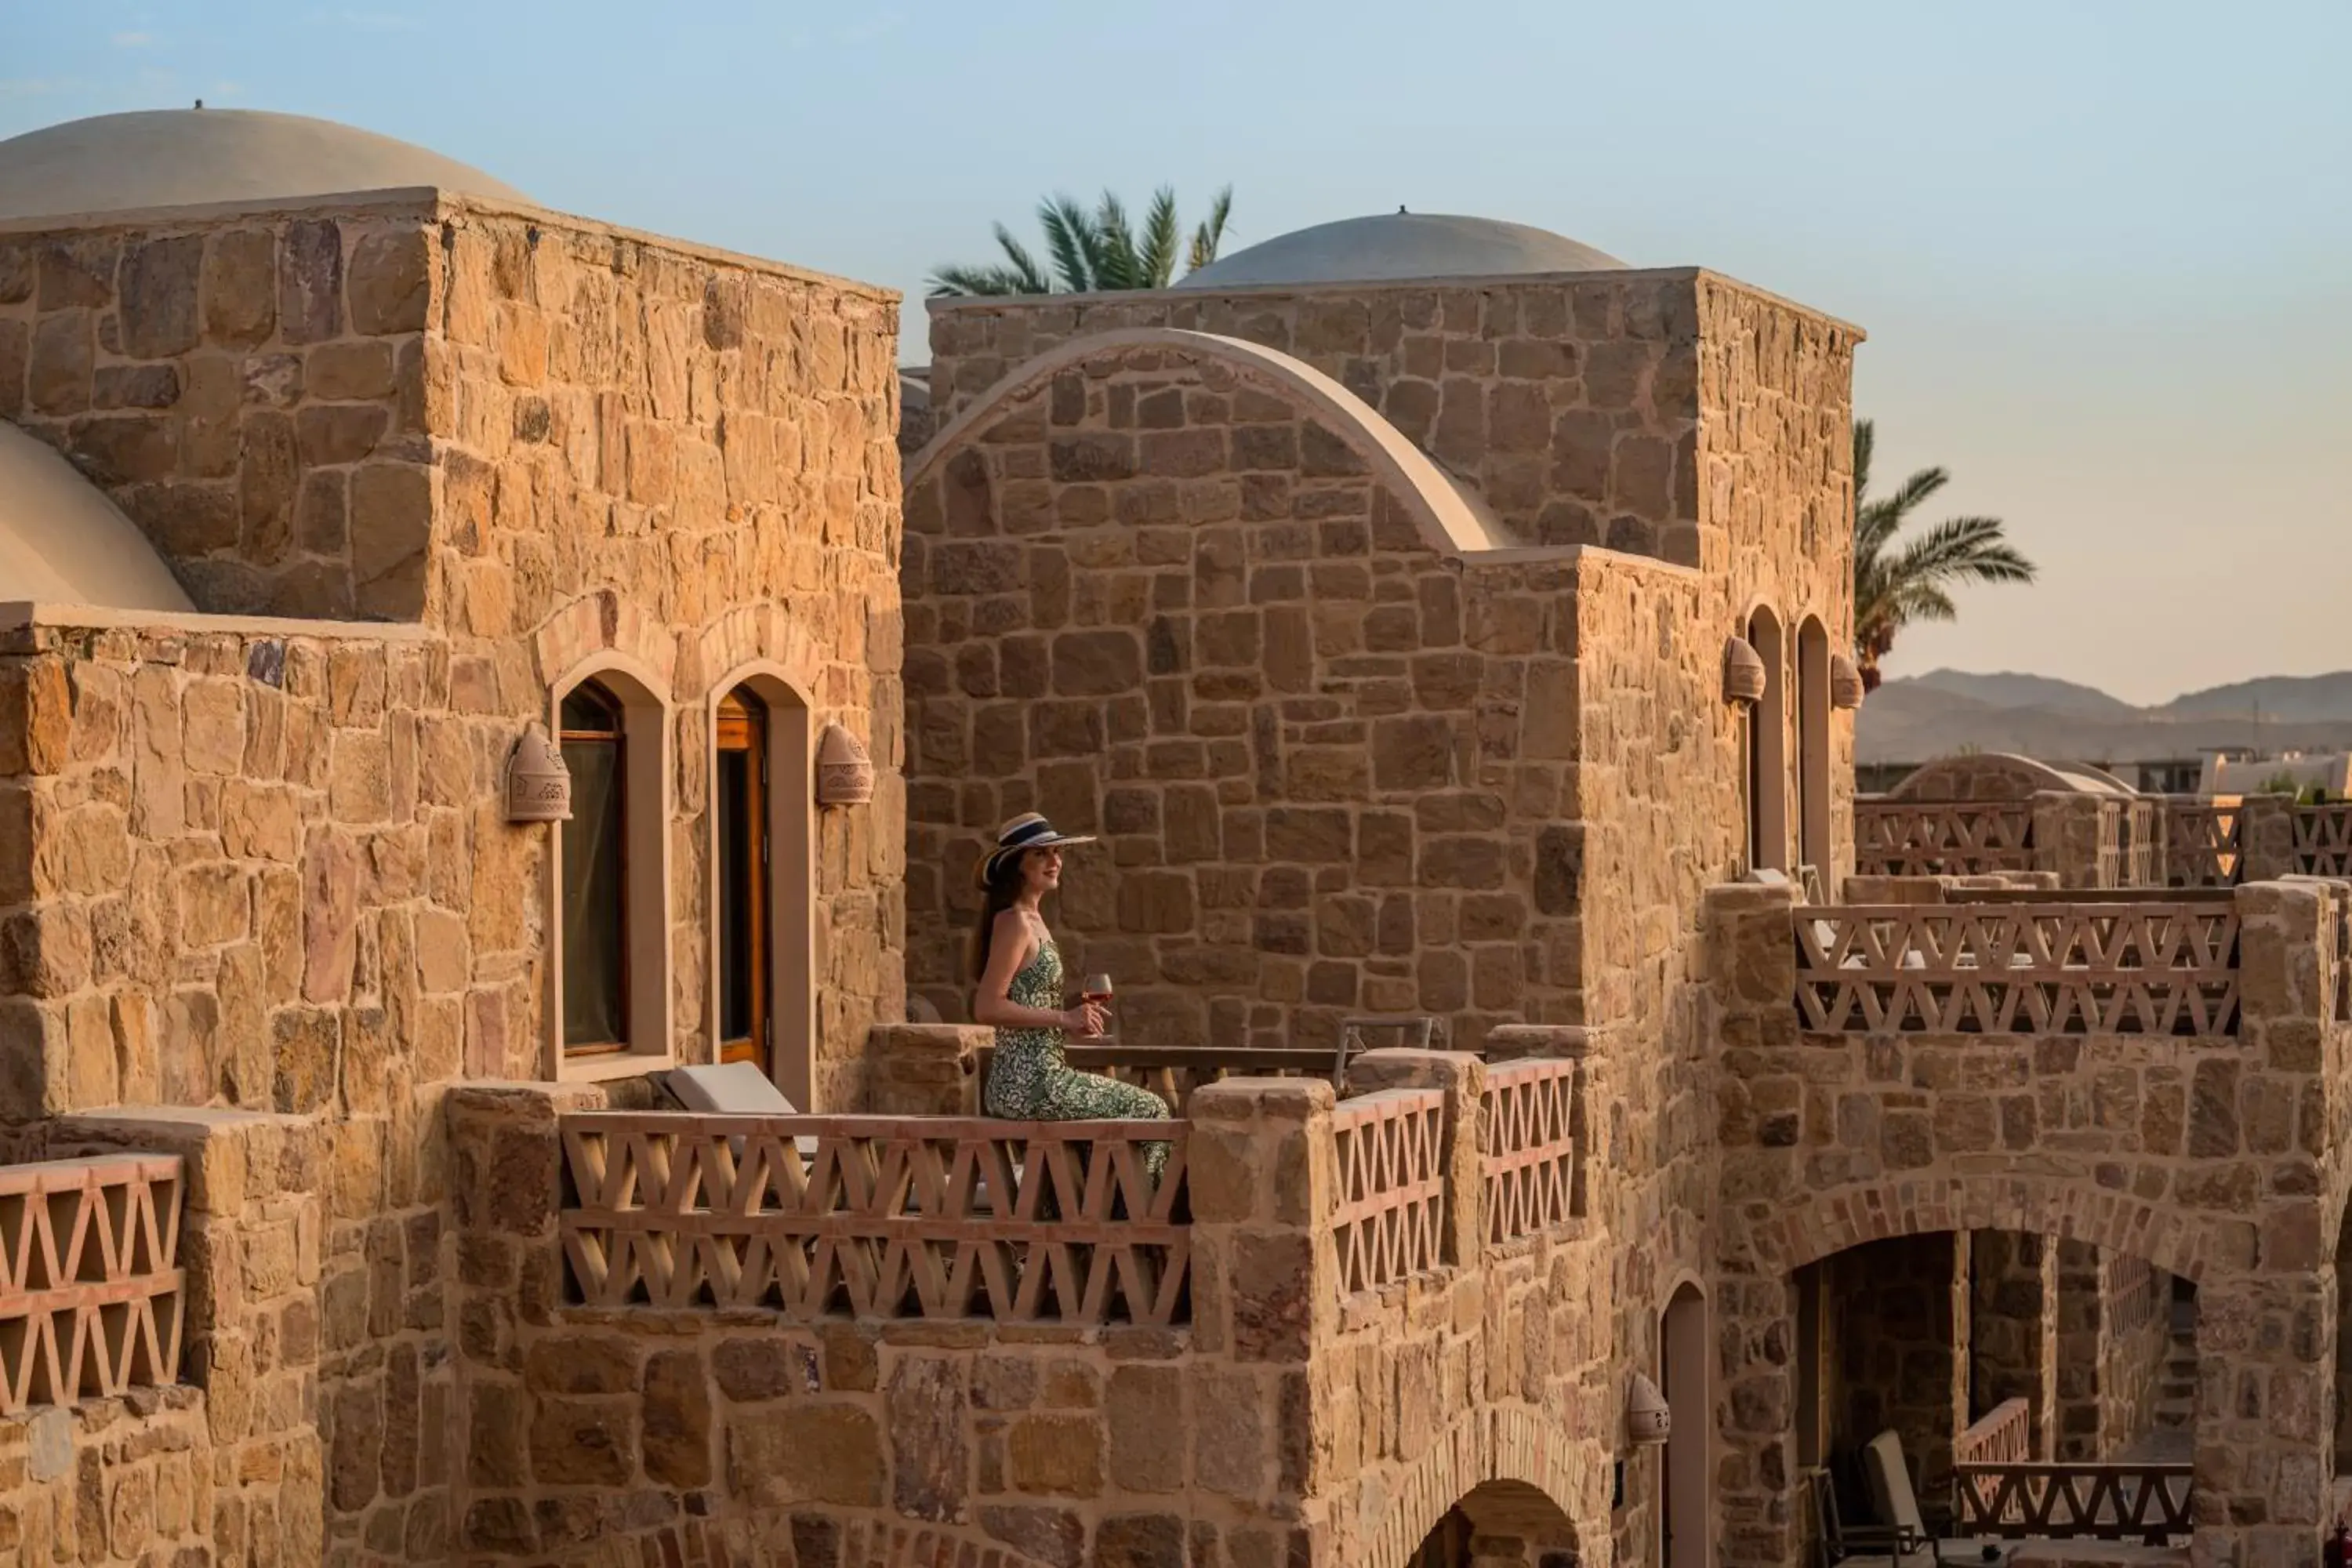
[
  {"x1": 0, "y1": 109, "x2": 528, "y2": 222},
  {"x1": 0, "y1": 423, "x2": 196, "y2": 613},
  {"x1": 1176, "y1": 212, "x2": 1626, "y2": 290}
]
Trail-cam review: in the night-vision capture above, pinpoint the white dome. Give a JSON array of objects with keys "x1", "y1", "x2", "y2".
[
  {"x1": 1176, "y1": 212, "x2": 1626, "y2": 289},
  {"x1": 0, "y1": 109, "x2": 528, "y2": 222},
  {"x1": 0, "y1": 423, "x2": 195, "y2": 613}
]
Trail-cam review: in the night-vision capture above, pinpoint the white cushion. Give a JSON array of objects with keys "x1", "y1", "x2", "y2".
[
  {"x1": 665, "y1": 1061, "x2": 797, "y2": 1114},
  {"x1": 662, "y1": 1063, "x2": 816, "y2": 1159}
]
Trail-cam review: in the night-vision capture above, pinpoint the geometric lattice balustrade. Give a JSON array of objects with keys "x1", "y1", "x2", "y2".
[
  {"x1": 1854, "y1": 800, "x2": 2036, "y2": 877},
  {"x1": 560, "y1": 1114, "x2": 1189, "y2": 1326},
  {"x1": 1329, "y1": 1087, "x2": 1447, "y2": 1301},
  {"x1": 2294, "y1": 803, "x2": 2352, "y2": 876},
  {"x1": 0, "y1": 1154, "x2": 185, "y2": 1414},
  {"x1": 1795, "y1": 902, "x2": 2241, "y2": 1035},
  {"x1": 2165, "y1": 801, "x2": 2241, "y2": 887},
  {"x1": 1479, "y1": 1057, "x2": 1582, "y2": 1246}
]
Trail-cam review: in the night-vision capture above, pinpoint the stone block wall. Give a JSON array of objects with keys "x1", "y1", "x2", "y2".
[
  {"x1": 924, "y1": 274, "x2": 1708, "y2": 557},
  {"x1": 0, "y1": 187, "x2": 906, "y2": 1568},
  {"x1": 0, "y1": 199, "x2": 437, "y2": 618},
  {"x1": 902, "y1": 339, "x2": 1625, "y2": 1054},
  {"x1": 1824, "y1": 1232, "x2": 1968, "y2": 1503},
  {"x1": 0, "y1": 1391, "x2": 214, "y2": 1568},
  {"x1": 1969, "y1": 1229, "x2": 2057, "y2": 1458},
  {"x1": 1708, "y1": 877, "x2": 2350, "y2": 1566},
  {"x1": 438, "y1": 1075, "x2": 1352, "y2": 1568}
]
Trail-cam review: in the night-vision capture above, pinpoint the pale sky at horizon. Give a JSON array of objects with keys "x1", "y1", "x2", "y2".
[{"x1": 4, "y1": 1, "x2": 2345, "y2": 706}]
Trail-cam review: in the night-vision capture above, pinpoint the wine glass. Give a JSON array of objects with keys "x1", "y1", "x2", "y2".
[{"x1": 1080, "y1": 972, "x2": 1114, "y2": 1037}]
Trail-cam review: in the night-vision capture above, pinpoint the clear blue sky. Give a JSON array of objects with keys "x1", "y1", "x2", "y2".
[{"x1": 4, "y1": 1, "x2": 2346, "y2": 704}]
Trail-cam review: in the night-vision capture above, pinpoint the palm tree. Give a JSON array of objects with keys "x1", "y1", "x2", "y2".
[
  {"x1": 1852, "y1": 419, "x2": 2037, "y2": 691},
  {"x1": 928, "y1": 186, "x2": 1233, "y2": 297}
]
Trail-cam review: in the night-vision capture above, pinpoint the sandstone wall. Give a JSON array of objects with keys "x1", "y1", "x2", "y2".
[
  {"x1": 924, "y1": 274, "x2": 1705, "y2": 557},
  {"x1": 0, "y1": 193, "x2": 906, "y2": 1568},
  {"x1": 0, "y1": 1392, "x2": 216, "y2": 1568},
  {"x1": 1708, "y1": 878, "x2": 2350, "y2": 1566},
  {"x1": 0, "y1": 199, "x2": 436, "y2": 618},
  {"x1": 1825, "y1": 1232, "x2": 1966, "y2": 1503},
  {"x1": 440, "y1": 1076, "x2": 1352, "y2": 1568},
  {"x1": 901, "y1": 339, "x2": 1606, "y2": 1054},
  {"x1": 1969, "y1": 1229, "x2": 2057, "y2": 1458}
]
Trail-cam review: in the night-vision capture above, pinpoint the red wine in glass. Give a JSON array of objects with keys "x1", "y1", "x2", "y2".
[{"x1": 1080, "y1": 973, "x2": 1113, "y2": 1036}]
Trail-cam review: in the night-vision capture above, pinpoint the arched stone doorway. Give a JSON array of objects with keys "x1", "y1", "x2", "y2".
[
  {"x1": 1661, "y1": 1283, "x2": 1710, "y2": 1568},
  {"x1": 1406, "y1": 1480, "x2": 1581, "y2": 1566}
]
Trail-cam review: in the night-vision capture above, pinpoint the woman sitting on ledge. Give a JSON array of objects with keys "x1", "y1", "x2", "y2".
[{"x1": 971, "y1": 814, "x2": 1171, "y2": 1180}]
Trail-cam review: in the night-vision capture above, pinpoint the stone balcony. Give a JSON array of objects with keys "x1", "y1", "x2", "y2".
[
  {"x1": 442, "y1": 1037, "x2": 1605, "y2": 1568},
  {"x1": 1706, "y1": 876, "x2": 2352, "y2": 1568}
]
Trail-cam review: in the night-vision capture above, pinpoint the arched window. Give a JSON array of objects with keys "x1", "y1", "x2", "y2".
[
  {"x1": 549, "y1": 660, "x2": 671, "y2": 1076},
  {"x1": 715, "y1": 688, "x2": 771, "y2": 1069},
  {"x1": 1798, "y1": 617, "x2": 1831, "y2": 882},
  {"x1": 560, "y1": 681, "x2": 629, "y2": 1054},
  {"x1": 1747, "y1": 608, "x2": 1788, "y2": 873},
  {"x1": 707, "y1": 667, "x2": 815, "y2": 1105}
]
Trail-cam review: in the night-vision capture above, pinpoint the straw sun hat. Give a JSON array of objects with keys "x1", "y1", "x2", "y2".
[{"x1": 975, "y1": 812, "x2": 1097, "y2": 887}]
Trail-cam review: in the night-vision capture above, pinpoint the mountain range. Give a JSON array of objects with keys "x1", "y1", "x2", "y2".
[{"x1": 1856, "y1": 669, "x2": 2352, "y2": 764}]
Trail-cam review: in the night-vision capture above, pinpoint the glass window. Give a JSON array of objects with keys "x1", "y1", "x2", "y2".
[{"x1": 560, "y1": 682, "x2": 627, "y2": 1052}]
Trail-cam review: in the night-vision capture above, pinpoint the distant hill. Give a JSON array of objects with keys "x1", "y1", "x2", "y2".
[
  {"x1": 2158, "y1": 672, "x2": 2352, "y2": 724},
  {"x1": 1905, "y1": 670, "x2": 2139, "y2": 720},
  {"x1": 1857, "y1": 667, "x2": 2352, "y2": 766}
]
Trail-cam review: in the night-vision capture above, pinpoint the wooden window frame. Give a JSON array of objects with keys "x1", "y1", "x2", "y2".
[
  {"x1": 715, "y1": 689, "x2": 771, "y2": 1071},
  {"x1": 559, "y1": 681, "x2": 630, "y2": 1058}
]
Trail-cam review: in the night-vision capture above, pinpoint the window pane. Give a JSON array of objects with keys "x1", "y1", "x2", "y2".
[
  {"x1": 561, "y1": 736, "x2": 626, "y2": 1049},
  {"x1": 562, "y1": 684, "x2": 619, "y2": 735},
  {"x1": 717, "y1": 750, "x2": 753, "y2": 1042}
]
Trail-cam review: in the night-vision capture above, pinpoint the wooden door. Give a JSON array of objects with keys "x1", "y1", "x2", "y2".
[{"x1": 715, "y1": 690, "x2": 770, "y2": 1071}]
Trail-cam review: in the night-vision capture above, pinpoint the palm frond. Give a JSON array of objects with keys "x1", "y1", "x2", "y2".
[
  {"x1": 990, "y1": 224, "x2": 1052, "y2": 295},
  {"x1": 1138, "y1": 186, "x2": 1181, "y2": 289},
  {"x1": 1848, "y1": 418, "x2": 2035, "y2": 671},
  {"x1": 1092, "y1": 191, "x2": 1141, "y2": 290},
  {"x1": 926, "y1": 263, "x2": 1038, "y2": 297},
  {"x1": 1039, "y1": 194, "x2": 1099, "y2": 292},
  {"x1": 1186, "y1": 185, "x2": 1234, "y2": 274}
]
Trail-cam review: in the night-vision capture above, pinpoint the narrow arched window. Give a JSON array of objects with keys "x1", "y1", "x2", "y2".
[
  {"x1": 560, "y1": 681, "x2": 628, "y2": 1054},
  {"x1": 715, "y1": 688, "x2": 771, "y2": 1069}
]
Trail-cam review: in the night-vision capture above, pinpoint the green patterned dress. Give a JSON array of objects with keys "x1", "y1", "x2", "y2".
[{"x1": 983, "y1": 934, "x2": 1170, "y2": 1180}]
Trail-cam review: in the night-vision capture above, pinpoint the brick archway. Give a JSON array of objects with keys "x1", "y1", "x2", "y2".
[
  {"x1": 1740, "y1": 1172, "x2": 2241, "y2": 1285},
  {"x1": 1355, "y1": 1407, "x2": 1593, "y2": 1568}
]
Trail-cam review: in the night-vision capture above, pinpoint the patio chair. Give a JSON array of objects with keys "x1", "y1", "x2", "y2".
[
  {"x1": 661, "y1": 1062, "x2": 819, "y2": 1160},
  {"x1": 1861, "y1": 1431, "x2": 2011, "y2": 1566}
]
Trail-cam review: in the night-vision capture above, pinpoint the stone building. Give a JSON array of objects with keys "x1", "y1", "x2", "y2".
[{"x1": 0, "y1": 107, "x2": 2343, "y2": 1568}]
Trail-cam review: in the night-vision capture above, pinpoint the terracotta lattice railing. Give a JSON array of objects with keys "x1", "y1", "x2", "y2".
[
  {"x1": 2164, "y1": 801, "x2": 2241, "y2": 887},
  {"x1": 1329, "y1": 1088, "x2": 1446, "y2": 1300},
  {"x1": 1853, "y1": 800, "x2": 2036, "y2": 877},
  {"x1": 2293, "y1": 804, "x2": 2352, "y2": 876},
  {"x1": 1479, "y1": 1058, "x2": 1582, "y2": 1245},
  {"x1": 1954, "y1": 1397, "x2": 2034, "y2": 1468},
  {"x1": 560, "y1": 1114, "x2": 1189, "y2": 1325},
  {"x1": 2103, "y1": 1253, "x2": 2158, "y2": 1337},
  {"x1": 0, "y1": 1154, "x2": 185, "y2": 1414},
  {"x1": 1794, "y1": 902, "x2": 2241, "y2": 1035},
  {"x1": 1952, "y1": 1462, "x2": 2193, "y2": 1545}
]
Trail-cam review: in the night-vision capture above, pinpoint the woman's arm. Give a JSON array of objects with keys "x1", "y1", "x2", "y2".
[{"x1": 971, "y1": 911, "x2": 1098, "y2": 1033}]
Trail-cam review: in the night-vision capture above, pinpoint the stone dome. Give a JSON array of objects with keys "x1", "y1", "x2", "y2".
[
  {"x1": 1175, "y1": 212, "x2": 1626, "y2": 290},
  {"x1": 0, "y1": 424, "x2": 195, "y2": 612},
  {"x1": 0, "y1": 109, "x2": 529, "y2": 222}
]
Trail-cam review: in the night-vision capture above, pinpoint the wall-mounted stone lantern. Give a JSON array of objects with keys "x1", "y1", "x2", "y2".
[
  {"x1": 815, "y1": 724, "x2": 875, "y2": 806},
  {"x1": 1723, "y1": 636, "x2": 1766, "y2": 706},
  {"x1": 1627, "y1": 1372, "x2": 1671, "y2": 1446},
  {"x1": 1830, "y1": 653, "x2": 1866, "y2": 710},
  {"x1": 505, "y1": 724, "x2": 572, "y2": 822}
]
